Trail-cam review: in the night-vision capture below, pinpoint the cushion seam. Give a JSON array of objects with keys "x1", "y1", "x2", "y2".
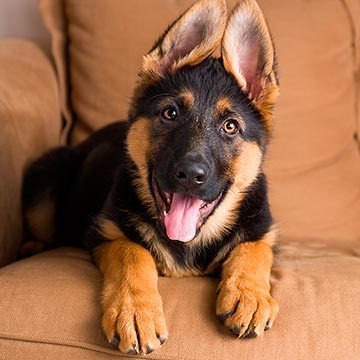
[{"x1": 0, "y1": 332, "x2": 195, "y2": 360}]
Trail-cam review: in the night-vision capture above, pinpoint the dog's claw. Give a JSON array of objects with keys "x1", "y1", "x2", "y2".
[
  {"x1": 127, "y1": 343, "x2": 139, "y2": 355},
  {"x1": 245, "y1": 330, "x2": 258, "y2": 338},
  {"x1": 127, "y1": 349, "x2": 138, "y2": 355},
  {"x1": 145, "y1": 344, "x2": 155, "y2": 354},
  {"x1": 157, "y1": 334, "x2": 167, "y2": 345},
  {"x1": 217, "y1": 313, "x2": 230, "y2": 323},
  {"x1": 230, "y1": 326, "x2": 240, "y2": 335},
  {"x1": 110, "y1": 336, "x2": 119, "y2": 347},
  {"x1": 241, "y1": 324, "x2": 258, "y2": 339}
]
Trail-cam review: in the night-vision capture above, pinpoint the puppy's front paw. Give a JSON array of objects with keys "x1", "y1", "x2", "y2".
[
  {"x1": 216, "y1": 280, "x2": 279, "y2": 338},
  {"x1": 102, "y1": 285, "x2": 168, "y2": 354}
]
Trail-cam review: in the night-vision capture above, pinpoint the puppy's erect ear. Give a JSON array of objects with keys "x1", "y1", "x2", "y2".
[
  {"x1": 141, "y1": 0, "x2": 227, "y2": 80},
  {"x1": 221, "y1": 0, "x2": 279, "y2": 104}
]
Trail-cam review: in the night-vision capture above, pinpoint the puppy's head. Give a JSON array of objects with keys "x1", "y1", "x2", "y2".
[{"x1": 127, "y1": 0, "x2": 279, "y2": 243}]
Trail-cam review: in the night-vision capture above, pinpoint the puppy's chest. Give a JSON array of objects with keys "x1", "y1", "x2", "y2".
[
  {"x1": 134, "y1": 218, "x2": 234, "y2": 277},
  {"x1": 149, "y1": 236, "x2": 234, "y2": 278},
  {"x1": 152, "y1": 245, "x2": 217, "y2": 277}
]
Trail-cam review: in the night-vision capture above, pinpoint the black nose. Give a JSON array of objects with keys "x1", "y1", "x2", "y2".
[{"x1": 173, "y1": 159, "x2": 208, "y2": 189}]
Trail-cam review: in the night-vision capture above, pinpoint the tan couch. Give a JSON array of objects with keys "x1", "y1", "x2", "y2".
[{"x1": 0, "y1": 1, "x2": 360, "y2": 359}]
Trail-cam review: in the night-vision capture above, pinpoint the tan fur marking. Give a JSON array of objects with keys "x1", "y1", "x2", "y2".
[
  {"x1": 256, "y1": 82, "x2": 279, "y2": 134},
  {"x1": 126, "y1": 117, "x2": 157, "y2": 218},
  {"x1": 216, "y1": 97, "x2": 233, "y2": 116},
  {"x1": 215, "y1": 97, "x2": 246, "y2": 132},
  {"x1": 126, "y1": 117, "x2": 150, "y2": 172},
  {"x1": 180, "y1": 89, "x2": 195, "y2": 109},
  {"x1": 216, "y1": 228, "x2": 279, "y2": 337},
  {"x1": 194, "y1": 141, "x2": 262, "y2": 247},
  {"x1": 99, "y1": 219, "x2": 127, "y2": 242},
  {"x1": 261, "y1": 224, "x2": 279, "y2": 247},
  {"x1": 96, "y1": 219, "x2": 168, "y2": 354}
]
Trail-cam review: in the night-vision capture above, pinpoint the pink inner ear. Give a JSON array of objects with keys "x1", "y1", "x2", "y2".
[
  {"x1": 237, "y1": 40, "x2": 263, "y2": 99},
  {"x1": 159, "y1": 22, "x2": 206, "y2": 74}
]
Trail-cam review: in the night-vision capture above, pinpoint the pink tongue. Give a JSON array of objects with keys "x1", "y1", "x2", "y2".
[{"x1": 164, "y1": 193, "x2": 203, "y2": 242}]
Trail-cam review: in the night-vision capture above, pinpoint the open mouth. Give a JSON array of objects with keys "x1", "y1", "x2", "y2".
[{"x1": 151, "y1": 174, "x2": 223, "y2": 243}]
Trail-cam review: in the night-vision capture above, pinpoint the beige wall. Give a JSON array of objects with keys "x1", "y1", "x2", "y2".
[{"x1": 0, "y1": 0, "x2": 50, "y2": 49}]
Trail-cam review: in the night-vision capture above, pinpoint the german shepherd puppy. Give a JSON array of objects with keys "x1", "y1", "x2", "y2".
[{"x1": 22, "y1": 0, "x2": 280, "y2": 354}]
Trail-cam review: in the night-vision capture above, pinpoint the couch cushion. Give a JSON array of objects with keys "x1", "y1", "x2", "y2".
[
  {"x1": 0, "y1": 39, "x2": 61, "y2": 267},
  {"x1": 39, "y1": 0, "x2": 360, "y2": 244},
  {"x1": 0, "y1": 245, "x2": 359, "y2": 360}
]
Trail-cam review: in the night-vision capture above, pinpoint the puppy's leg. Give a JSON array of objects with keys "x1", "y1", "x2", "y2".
[
  {"x1": 216, "y1": 229, "x2": 279, "y2": 338},
  {"x1": 94, "y1": 220, "x2": 168, "y2": 354}
]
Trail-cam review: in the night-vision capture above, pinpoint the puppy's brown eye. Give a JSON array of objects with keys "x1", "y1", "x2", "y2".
[
  {"x1": 222, "y1": 119, "x2": 240, "y2": 135},
  {"x1": 161, "y1": 107, "x2": 177, "y2": 121}
]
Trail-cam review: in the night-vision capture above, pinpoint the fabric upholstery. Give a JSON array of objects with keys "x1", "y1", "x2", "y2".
[
  {"x1": 0, "y1": 39, "x2": 61, "y2": 267},
  {"x1": 0, "y1": 2, "x2": 358, "y2": 359},
  {"x1": 38, "y1": 0, "x2": 72, "y2": 144},
  {"x1": 0, "y1": 245, "x2": 359, "y2": 360},
  {"x1": 39, "y1": 0, "x2": 360, "y2": 243}
]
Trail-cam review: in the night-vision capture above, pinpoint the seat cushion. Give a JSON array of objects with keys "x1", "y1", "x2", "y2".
[{"x1": 0, "y1": 245, "x2": 359, "y2": 360}]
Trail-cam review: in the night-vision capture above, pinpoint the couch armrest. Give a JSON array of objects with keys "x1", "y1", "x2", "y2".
[{"x1": 0, "y1": 38, "x2": 61, "y2": 267}]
